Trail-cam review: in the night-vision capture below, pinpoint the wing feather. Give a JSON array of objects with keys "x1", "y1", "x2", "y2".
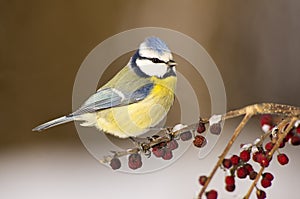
[{"x1": 71, "y1": 83, "x2": 154, "y2": 116}]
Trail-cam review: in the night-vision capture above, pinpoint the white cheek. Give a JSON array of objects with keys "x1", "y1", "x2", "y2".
[{"x1": 136, "y1": 59, "x2": 168, "y2": 77}]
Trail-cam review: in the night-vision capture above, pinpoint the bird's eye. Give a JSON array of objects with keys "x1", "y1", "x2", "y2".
[{"x1": 151, "y1": 58, "x2": 164, "y2": 63}]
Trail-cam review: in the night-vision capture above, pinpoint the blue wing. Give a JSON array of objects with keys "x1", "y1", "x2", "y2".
[{"x1": 71, "y1": 83, "x2": 154, "y2": 116}]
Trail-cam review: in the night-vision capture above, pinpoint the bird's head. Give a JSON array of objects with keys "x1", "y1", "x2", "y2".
[{"x1": 131, "y1": 37, "x2": 177, "y2": 78}]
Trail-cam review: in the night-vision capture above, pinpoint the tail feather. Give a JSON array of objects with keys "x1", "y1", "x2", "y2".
[{"x1": 32, "y1": 116, "x2": 74, "y2": 132}]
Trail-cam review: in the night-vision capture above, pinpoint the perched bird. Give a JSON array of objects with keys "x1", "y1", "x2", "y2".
[{"x1": 33, "y1": 37, "x2": 177, "y2": 138}]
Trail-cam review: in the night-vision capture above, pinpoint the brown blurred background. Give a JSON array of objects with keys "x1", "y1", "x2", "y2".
[{"x1": 1, "y1": 1, "x2": 300, "y2": 199}]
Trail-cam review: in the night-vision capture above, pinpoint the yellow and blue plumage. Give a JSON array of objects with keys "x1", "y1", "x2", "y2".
[{"x1": 33, "y1": 37, "x2": 177, "y2": 138}]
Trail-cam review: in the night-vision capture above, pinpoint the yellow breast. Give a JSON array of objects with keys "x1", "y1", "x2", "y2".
[{"x1": 95, "y1": 76, "x2": 177, "y2": 138}]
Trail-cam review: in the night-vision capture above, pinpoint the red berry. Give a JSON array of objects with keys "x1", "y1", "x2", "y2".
[
  {"x1": 244, "y1": 163, "x2": 254, "y2": 173},
  {"x1": 222, "y1": 158, "x2": 232, "y2": 169},
  {"x1": 199, "y1": 175, "x2": 208, "y2": 186},
  {"x1": 237, "y1": 167, "x2": 248, "y2": 179},
  {"x1": 284, "y1": 131, "x2": 294, "y2": 142},
  {"x1": 109, "y1": 158, "x2": 121, "y2": 170},
  {"x1": 225, "y1": 184, "x2": 235, "y2": 192},
  {"x1": 256, "y1": 189, "x2": 267, "y2": 199},
  {"x1": 261, "y1": 178, "x2": 272, "y2": 188},
  {"x1": 152, "y1": 146, "x2": 165, "y2": 158},
  {"x1": 167, "y1": 139, "x2": 178, "y2": 150},
  {"x1": 210, "y1": 123, "x2": 222, "y2": 135},
  {"x1": 249, "y1": 171, "x2": 258, "y2": 180},
  {"x1": 265, "y1": 142, "x2": 274, "y2": 151},
  {"x1": 297, "y1": 127, "x2": 300, "y2": 134},
  {"x1": 128, "y1": 153, "x2": 142, "y2": 170},
  {"x1": 260, "y1": 156, "x2": 270, "y2": 167},
  {"x1": 162, "y1": 149, "x2": 173, "y2": 160},
  {"x1": 279, "y1": 141, "x2": 285, "y2": 148},
  {"x1": 291, "y1": 135, "x2": 300, "y2": 146},
  {"x1": 197, "y1": 121, "x2": 206, "y2": 134},
  {"x1": 180, "y1": 131, "x2": 192, "y2": 141},
  {"x1": 225, "y1": 176, "x2": 235, "y2": 186},
  {"x1": 254, "y1": 152, "x2": 269, "y2": 167},
  {"x1": 193, "y1": 135, "x2": 207, "y2": 148},
  {"x1": 205, "y1": 190, "x2": 218, "y2": 199},
  {"x1": 230, "y1": 155, "x2": 240, "y2": 165},
  {"x1": 252, "y1": 152, "x2": 260, "y2": 162},
  {"x1": 277, "y1": 153, "x2": 289, "y2": 165},
  {"x1": 253, "y1": 151, "x2": 262, "y2": 162},
  {"x1": 263, "y1": 172, "x2": 274, "y2": 181},
  {"x1": 240, "y1": 150, "x2": 251, "y2": 162},
  {"x1": 260, "y1": 114, "x2": 273, "y2": 126}
]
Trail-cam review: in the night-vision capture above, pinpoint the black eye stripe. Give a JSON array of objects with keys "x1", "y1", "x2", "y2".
[
  {"x1": 151, "y1": 58, "x2": 164, "y2": 63},
  {"x1": 139, "y1": 56, "x2": 166, "y2": 64}
]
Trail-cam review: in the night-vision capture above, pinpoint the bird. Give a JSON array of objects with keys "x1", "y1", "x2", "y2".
[{"x1": 33, "y1": 37, "x2": 177, "y2": 138}]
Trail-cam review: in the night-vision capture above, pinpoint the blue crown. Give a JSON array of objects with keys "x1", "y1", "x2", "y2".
[{"x1": 142, "y1": 37, "x2": 171, "y2": 54}]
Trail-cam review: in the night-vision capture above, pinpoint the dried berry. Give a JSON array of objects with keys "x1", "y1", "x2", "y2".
[
  {"x1": 162, "y1": 149, "x2": 173, "y2": 160},
  {"x1": 167, "y1": 139, "x2": 179, "y2": 150},
  {"x1": 254, "y1": 152, "x2": 270, "y2": 167},
  {"x1": 260, "y1": 114, "x2": 273, "y2": 126},
  {"x1": 244, "y1": 163, "x2": 254, "y2": 173},
  {"x1": 205, "y1": 190, "x2": 218, "y2": 199},
  {"x1": 256, "y1": 189, "x2": 266, "y2": 199},
  {"x1": 291, "y1": 135, "x2": 300, "y2": 146},
  {"x1": 199, "y1": 175, "x2": 208, "y2": 186},
  {"x1": 260, "y1": 156, "x2": 270, "y2": 167},
  {"x1": 128, "y1": 153, "x2": 142, "y2": 170},
  {"x1": 261, "y1": 178, "x2": 272, "y2": 188},
  {"x1": 193, "y1": 135, "x2": 207, "y2": 148},
  {"x1": 109, "y1": 158, "x2": 121, "y2": 170},
  {"x1": 222, "y1": 158, "x2": 232, "y2": 169},
  {"x1": 277, "y1": 153, "x2": 289, "y2": 165},
  {"x1": 260, "y1": 115, "x2": 273, "y2": 133},
  {"x1": 225, "y1": 184, "x2": 235, "y2": 192},
  {"x1": 180, "y1": 131, "x2": 192, "y2": 141},
  {"x1": 210, "y1": 123, "x2": 222, "y2": 135},
  {"x1": 237, "y1": 166, "x2": 248, "y2": 179},
  {"x1": 284, "y1": 131, "x2": 294, "y2": 142},
  {"x1": 152, "y1": 145, "x2": 165, "y2": 158},
  {"x1": 230, "y1": 155, "x2": 240, "y2": 165},
  {"x1": 263, "y1": 172, "x2": 274, "y2": 181},
  {"x1": 197, "y1": 121, "x2": 206, "y2": 134},
  {"x1": 265, "y1": 142, "x2": 274, "y2": 151},
  {"x1": 225, "y1": 176, "x2": 235, "y2": 186},
  {"x1": 240, "y1": 150, "x2": 251, "y2": 162},
  {"x1": 279, "y1": 141, "x2": 285, "y2": 148},
  {"x1": 252, "y1": 151, "x2": 261, "y2": 162},
  {"x1": 249, "y1": 171, "x2": 258, "y2": 180}
]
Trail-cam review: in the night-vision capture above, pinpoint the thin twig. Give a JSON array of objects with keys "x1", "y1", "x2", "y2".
[
  {"x1": 243, "y1": 117, "x2": 298, "y2": 198},
  {"x1": 198, "y1": 103, "x2": 299, "y2": 198},
  {"x1": 198, "y1": 113, "x2": 253, "y2": 198},
  {"x1": 100, "y1": 122, "x2": 200, "y2": 164}
]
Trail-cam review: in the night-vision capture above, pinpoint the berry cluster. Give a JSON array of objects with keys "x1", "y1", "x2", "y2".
[
  {"x1": 220, "y1": 150, "x2": 257, "y2": 192},
  {"x1": 107, "y1": 117, "x2": 220, "y2": 171},
  {"x1": 152, "y1": 139, "x2": 179, "y2": 160},
  {"x1": 108, "y1": 130, "x2": 193, "y2": 171},
  {"x1": 109, "y1": 153, "x2": 143, "y2": 170},
  {"x1": 261, "y1": 172, "x2": 274, "y2": 188},
  {"x1": 193, "y1": 120, "x2": 208, "y2": 148},
  {"x1": 193, "y1": 118, "x2": 222, "y2": 148},
  {"x1": 261, "y1": 114, "x2": 300, "y2": 147},
  {"x1": 198, "y1": 114, "x2": 300, "y2": 199}
]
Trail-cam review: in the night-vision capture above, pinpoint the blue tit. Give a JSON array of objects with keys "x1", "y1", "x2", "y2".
[{"x1": 33, "y1": 37, "x2": 177, "y2": 138}]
